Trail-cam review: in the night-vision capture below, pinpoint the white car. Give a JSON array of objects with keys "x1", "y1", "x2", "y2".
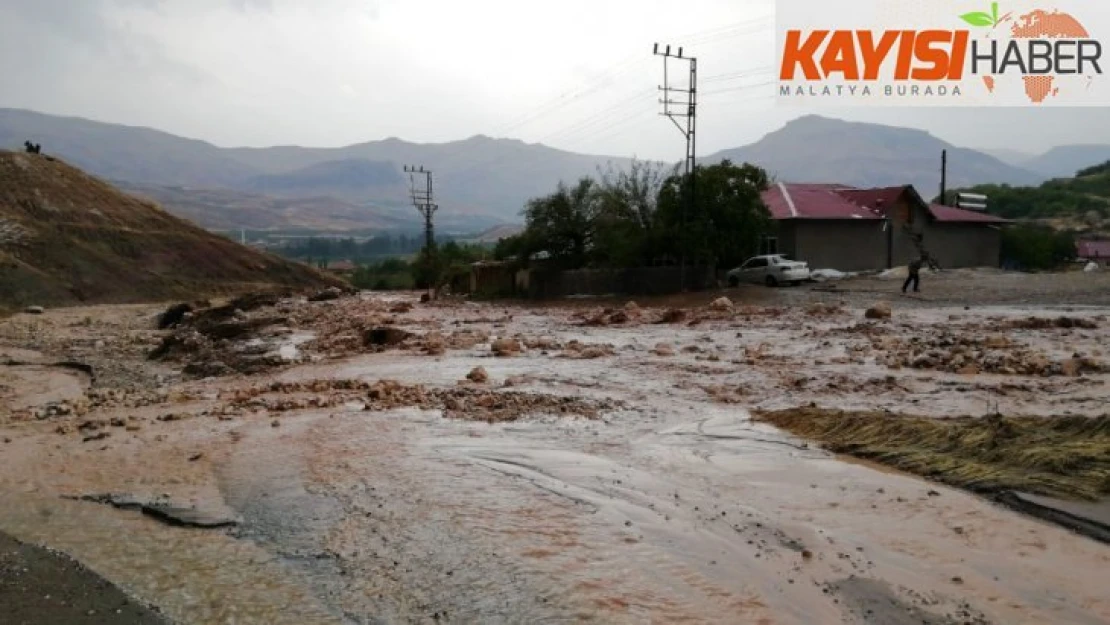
[{"x1": 727, "y1": 255, "x2": 811, "y2": 287}]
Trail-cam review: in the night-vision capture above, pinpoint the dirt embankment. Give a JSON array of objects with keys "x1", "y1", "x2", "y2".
[{"x1": 0, "y1": 151, "x2": 344, "y2": 314}]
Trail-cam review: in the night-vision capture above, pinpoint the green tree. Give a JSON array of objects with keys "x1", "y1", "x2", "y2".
[
  {"x1": 520, "y1": 177, "x2": 600, "y2": 269},
  {"x1": 1001, "y1": 225, "x2": 1077, "y2": 270},
  {"x1": 593, "y1": 159, "x2": 676, "y2": 266},
  {"x1": 656, "y1": 160, "x2": 773, "y2": 270}
]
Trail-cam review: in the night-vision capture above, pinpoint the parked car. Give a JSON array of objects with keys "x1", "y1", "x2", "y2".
[{"x1": 727, "y1": 255, "x2": 811, "y2": 287}]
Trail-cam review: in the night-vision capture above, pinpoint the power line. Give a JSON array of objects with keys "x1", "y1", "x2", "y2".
[
  {"x1": 701, "y1": 67, "x2": 775, "y2": 85},
  {"x1": 700, "y1": 79, "x2": 777, "y2": 98},
  {"x1": 488, "y1": 16, "x2": 772, "y2": 139},
  {"x1": 444, "y1": 18, "x2": 775, "y2": 196},
  {"x1": 490, "y1": 56, "x2": 653, "y2": 137},
  {"x1": 538, "y1": 88, "x2": 657, "y2": 145}
]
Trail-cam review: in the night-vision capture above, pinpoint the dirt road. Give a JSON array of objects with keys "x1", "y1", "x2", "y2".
[{"x1": 1, "y1": 273, "x2": 1108, "y2": 624}]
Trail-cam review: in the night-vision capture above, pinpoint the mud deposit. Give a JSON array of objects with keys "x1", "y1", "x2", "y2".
[{"x1": 1, "y1": 284, "x2": 1110, "y2": 624}]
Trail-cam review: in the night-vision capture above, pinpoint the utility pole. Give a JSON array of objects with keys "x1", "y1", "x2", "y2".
[
  {"x1": 654, "y1": 42, "x2": 697, "y2": 290},
  {"x1": 940, "y1": 149, "x2": 948, "y2": 206},
  {"x1": 404, "y1": 165, "x2": 438, "y2": 297}
]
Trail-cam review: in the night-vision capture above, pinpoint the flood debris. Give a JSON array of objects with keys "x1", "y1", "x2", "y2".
[
  {"x1": 1007, "y1": 316, "x2": 1099, "y2": 330},
  {"x1": 656, "y1": 308, "x2": 686, "y2": 324},
  {"x1": 466, "y1": 367, "x2": 490, "y2": 384},
  {"x1": 218, "y1": 378, "x2": 621, "y2": 424},
  {"x1": 491, "y1": 338, "x2": 522, "y2": 357},
  {"x1": 307, "y1": 287, "x2": 344, "y2": 303},
  {"x1": 363, "y1": 327, "x2": 414, "y2": 348},
  {"x1": 652, "y1": 343, "x2": 675, "y2": 357},
  {"x1": 559, "y1": 340, "x2": 615, "y2": 359},
  {"x1": 873, "y1": 333, "x2": 1106, "y2": 377},
  {"x1": 865, "y1": 302, "x2": 892, "y2": 320},
  {"x1": 67, "y1": 494, "x2": 239, "y2": 529},
  {"x1": 156, "y1": 303, "x2": 195, "y2": 329},
  {"x1": 708, "y1": 297, "x2": 734, "y2": 312}
]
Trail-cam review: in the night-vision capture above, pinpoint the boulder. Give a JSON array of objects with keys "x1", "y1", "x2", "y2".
[
  {"x1": 653, "y1": 343, "x2": 675, "y2": 357},
  {"x1": 709, "y1": 297, "x2": 734, "y2": 312},
  {"x1": 865, "y1": 302, "x2": 892, "y2": 320},
  {"x1": 491, "y1": 338, "x2": 522, "y2": 357},
  {"x1": 230, "y1": 290, "x2": 285, "y2": 312},
  {"x1": 608, "y1": 311, "x2": 630, "y2": 324},
  {"x1": 467, "y1": 367, "x2": 490, "y2": 384},
  {"x1": 657, "y1": 309, "x2": 687, "y2": 324},
  {"x1": 157, "y1": 303, "x2": 193, "y2": 328},
  {"x1": 363, "y1": 327, "x2": 414, "y2": 347},
  {"x1": 308, "y1": 287, "x2": 343, "y2": 302}
]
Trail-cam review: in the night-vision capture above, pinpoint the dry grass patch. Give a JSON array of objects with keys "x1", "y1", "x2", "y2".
[{"x1": 754, "y1": 407, "x2": 1110, "y2": 501}]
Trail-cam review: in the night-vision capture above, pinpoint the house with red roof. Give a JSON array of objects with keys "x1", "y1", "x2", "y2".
[{"x1": 760, "y1": 183, "x2": 1010, "y2": 272}]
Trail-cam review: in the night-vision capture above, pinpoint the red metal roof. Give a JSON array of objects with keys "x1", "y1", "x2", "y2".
[
  {"x1": 762, "y1": 183, "x2": 883, "y2": 220},
  {"x1": 763, "y1": 183, "x2": 1009, "y2": 224},
  {"x1": 927, "y1": 204, "x2": 1009, "y2": 224},
  {"x1": 835, "y1": 186, "x2": 909, "y2": 215},
  {"x1": 1078, "y1": 240, "x2": 1110, "y2": 259}
]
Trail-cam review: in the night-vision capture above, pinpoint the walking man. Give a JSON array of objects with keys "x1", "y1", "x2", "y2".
[{"x1": 902, "y1": 255, "x2": 926, "y2": 294}]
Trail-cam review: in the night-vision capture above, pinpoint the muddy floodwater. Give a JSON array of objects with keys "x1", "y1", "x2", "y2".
[{"x1": 2, "y1": 282, "x2": 1109, "y2": 624}]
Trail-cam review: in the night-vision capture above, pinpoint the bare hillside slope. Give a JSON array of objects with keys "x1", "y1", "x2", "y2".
[{"x1": 0, "y1": 151, "x2": 344, "y2": 312}]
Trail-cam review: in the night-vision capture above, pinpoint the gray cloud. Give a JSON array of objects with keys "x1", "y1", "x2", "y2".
[{"x1": 0, "y1": 0, "x2": 1106, "y2": 158}]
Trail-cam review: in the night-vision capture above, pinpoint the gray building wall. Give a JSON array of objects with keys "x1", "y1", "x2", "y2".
[
  {"x1": 922, "y1": 223, "x2": 1002, "y2": 269},
  {"x1": 785, "y1": 220, "x2": 888, "y2": 272},
  {"x1": 778, "y1": 209, "x2": 1002, "y2": 272}
]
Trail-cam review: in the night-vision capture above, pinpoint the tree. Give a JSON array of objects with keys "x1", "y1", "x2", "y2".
[
  {"x1": 1077, "y1": 160, "x2": 1110, "y2": 178},
  {"x1": 656, "y1": 160, "x2": 773, "y2": 270},
  {"x1": 1001, "y1": 224, "x2": 1077, "y2": 270},
  {"x1": 519, "y1": 177, "x2": 600, "y2": 269},
  {"x1": 593, "y1": 159, "x2": 676, "y2": 266}
]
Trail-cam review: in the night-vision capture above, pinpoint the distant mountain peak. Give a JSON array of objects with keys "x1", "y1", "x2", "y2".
[{"x1": 709, "y1": 115, "x2": 1043, "y2": 194}]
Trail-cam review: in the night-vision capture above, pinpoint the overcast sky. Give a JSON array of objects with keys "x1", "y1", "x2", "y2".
[{"x1": 1, "y1": 0, "x2": 1108, "y2": 161}]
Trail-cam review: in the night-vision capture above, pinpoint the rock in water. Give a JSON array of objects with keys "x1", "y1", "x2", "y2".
[
  {"x1": 491, "y1": 338, "x2": 522, "y2": 357},
  {"x1": 157, "y1": 303, "x2": 193, "y2": 329},
  {"x1": 865, "y1": 302, "x2": 892, "y2": 320},
  {"x1": 709, "y1": 297, "x2": 734, "y2": 312},
  {"x1": 657, "y1": 309, "x2": 686, "y2": 324},
  {"x1": 467, "y1": 367, "x2": 490, "y2": 384},
  {"x1": 653, "y1": 343, "x2": 675, "y2": 357},
  {"x1": 363, "y1": 327, "x2": 414, "y2": 347},
  {"x1": 308, "y1": 287, "x2": 343, "y2": 302}
]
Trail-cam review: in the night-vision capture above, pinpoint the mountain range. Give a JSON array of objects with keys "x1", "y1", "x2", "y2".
[{"x1": 3, "y1": 108, "x2": 1107, "y2": 232}]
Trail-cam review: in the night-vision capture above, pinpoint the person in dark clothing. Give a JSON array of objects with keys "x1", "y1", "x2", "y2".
[{"x1": 903, "y1": 256, "x2": 925, "y2": 293}]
